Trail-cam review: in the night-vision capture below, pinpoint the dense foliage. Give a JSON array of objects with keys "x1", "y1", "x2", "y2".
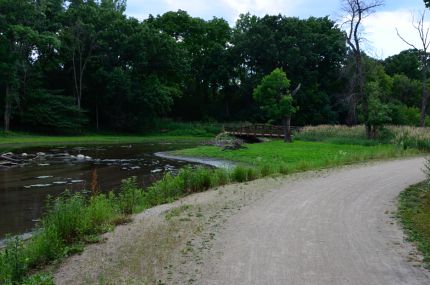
[{"x1": 0, "y1": 0, "x2": 428, "y2": 133}]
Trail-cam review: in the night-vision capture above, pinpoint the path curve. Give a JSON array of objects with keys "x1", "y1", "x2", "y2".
[{"x1": 201, "y1": 158, "x2": 430, "y2": 285}]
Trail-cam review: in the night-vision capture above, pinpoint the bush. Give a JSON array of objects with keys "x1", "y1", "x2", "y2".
[
  {"x1": 117, "y1": 177, "x2": 144, "y2": 215},
  {"x1": 0, "y1": 238, "x2": 28, "y2": 285},
  {"x1": 231, "y1": 166, "x2": 252, "y2": 182},
  {"x1": 42, "y1": 193, "x2": 87, "y2": 243},
  {"x1": 210, "y1": 169, "x2": 231, "y2": 187},
  {"x1": 148, "y1": 119, "x2": 222, "y2": 136},
  {"x1": 391, "y1": 105, "x2": 421, "y2": 126},
  {"x1": 25, "y1": 226, "x2": 63, "y2": 266},
  {"x1": 178, "y1": 167, "x2": 213, "y2": 193}
]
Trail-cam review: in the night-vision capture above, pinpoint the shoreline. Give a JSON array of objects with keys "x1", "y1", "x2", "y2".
[{"x1": 155, "y1": 151, "x2": 235, "y2": 169}]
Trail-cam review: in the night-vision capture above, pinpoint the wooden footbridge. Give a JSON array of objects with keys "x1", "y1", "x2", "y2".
[{"x1": 224, "y1": 124, "x2": 300, "y2": 138}]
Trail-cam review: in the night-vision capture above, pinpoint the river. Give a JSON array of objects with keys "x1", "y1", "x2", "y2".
[{"x1": 0, "y1": 142, "x2": 201, "y2": 239}]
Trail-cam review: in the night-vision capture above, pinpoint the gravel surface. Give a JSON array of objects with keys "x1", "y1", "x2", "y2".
[{"x1": 201, "y1": 157, "x2": 430, "y2": 285}]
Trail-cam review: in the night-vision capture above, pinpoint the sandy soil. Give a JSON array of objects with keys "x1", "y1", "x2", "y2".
[{"x1": 54, "y1": 158, "x2": 430, "y2": 285}]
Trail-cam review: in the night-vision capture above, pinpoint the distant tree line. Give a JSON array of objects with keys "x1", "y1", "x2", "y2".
[{"x1": 0, "y1": 0, "x2": 428, "y2": 133}]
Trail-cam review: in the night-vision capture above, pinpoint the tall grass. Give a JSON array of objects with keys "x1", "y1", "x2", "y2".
[
  {"x1": 398, "y1": 181, "x2": 430, "y2": 267},
  {"x1": 297, "y1": 125, "x2": 430, "y2": 151},
  {"x1": 388, "y1": 126, "x2": 430, "y2": 151},
  {"x1": 0, "y1": 164, "x2": 277, "y2": 284}
]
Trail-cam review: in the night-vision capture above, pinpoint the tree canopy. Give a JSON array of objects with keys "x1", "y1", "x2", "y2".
[
  {"x1": 253, "y1": 68, "x2": 297, "y2": 142},
  {"x1": 0, "y1": 0, "x2": 428, "y2": 133}
]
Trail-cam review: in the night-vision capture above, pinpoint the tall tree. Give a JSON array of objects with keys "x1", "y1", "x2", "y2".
[
  {"x1": 396, "y1": 11, "x2": 430, "y2": 127},
  {"x1": 232, "y1": 14, "x2": 346, "y2": 125},
  {"x1": 341, "y1": 0, "x2": 383, "y2": 137},
  {"x1": 147, "y1": 11, "x2": 233, "y2": 120},
  {"x1": 0, "y1": 0, "x2": 59, "y2": 131},
  {"x1": 253, "y1": 68, "x2": 299, "y2": 142},
  {"x1": 62, "y1": 0, "x2": 100, "y2": 109}
]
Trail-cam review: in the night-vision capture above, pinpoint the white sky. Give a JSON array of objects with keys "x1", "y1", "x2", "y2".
[{"x1": 126, "y1": 0, "x2": 430, "y2": 58}]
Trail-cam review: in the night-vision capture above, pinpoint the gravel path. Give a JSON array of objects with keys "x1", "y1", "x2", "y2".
[{"x1": 201, "y1": 157, "x2": 430, "y2": 285}]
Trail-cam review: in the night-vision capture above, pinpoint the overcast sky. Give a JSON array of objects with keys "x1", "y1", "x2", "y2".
[{"x1": 126, "y1": 0, "x2": 429, "y2": 59}]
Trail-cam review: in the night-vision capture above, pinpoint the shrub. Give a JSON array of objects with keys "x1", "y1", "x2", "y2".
[
  {"x1": 83, "y1": 195, "x2": 118, "y2": 231},
  {"x1": 179, "y1": 167, "x2": 213, "y2": 193},
  {"x1": 42, "y1": 193, "x2": 87, "y2": 243},
  {"x1": 149, "y1": 119, "x2": 222, "y2": 136},
  {"x1": 210, "y1": 169, "x2": 231, "y2": 187},
  {"x1": 146, "y1": 173, "x2": 184, "y2": 206},
  {"x1": 391, "y1": 105, "x2": 420, "y2": 126},
  {"x1": 25, "y1": 226, "x2": 63, "y2": 266},
  {"x1": 231, "y1": 166, "x2": 252, "y2": 182},
  {"x1": 0, "y1": 237, "x2": 27, "y2": 285},
  {"x1": 117, "y1": 177, "x2": 144, "y2": 215}
]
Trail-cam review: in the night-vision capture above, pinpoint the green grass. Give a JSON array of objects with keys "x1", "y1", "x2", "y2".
[
  {"x1": 398, "y1": 180, "x2": 430, "y2": 268},
  {"x1": 0, "y1": 132, "x2": 210, "y2": 152},
  {"x1": 173, "y1": 140, "x2": 417, "y2": 173}
]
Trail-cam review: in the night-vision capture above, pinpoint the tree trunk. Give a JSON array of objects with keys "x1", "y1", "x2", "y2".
[
  {"x1": 355, "y1": 53, "x2": 372, "y2": 138},
  {"x1": 4, "y1": 86, "x2": 11, "y2": 132},
  {"x1": 283, "y1": 117, "x2": 292, "y2": 143},
  {"x1": 419, "y1": 95, "x2": 429, "y2": 127},
  {"x1": 420, "y1": 62, "x2": 429, "y2": 127}
]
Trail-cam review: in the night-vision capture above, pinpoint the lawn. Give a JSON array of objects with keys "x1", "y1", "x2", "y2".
[
  {"x1": 0, "y1": 133, "x2": 210, "y2": 152},
  {"x1": 173, "y1": 140, "x2": 418, "y2": 173}
]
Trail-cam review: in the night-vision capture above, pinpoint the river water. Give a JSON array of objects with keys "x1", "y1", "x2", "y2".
[{"x1": 0, "y1": 142, "x2": 200, "y2": 239}]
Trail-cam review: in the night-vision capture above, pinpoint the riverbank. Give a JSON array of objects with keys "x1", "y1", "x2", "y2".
[
  {"x1": 155, "y1": 152, "x2": 235, "y2": 169},
  {"x1": 0, "y1": 133, "x2": 211, "y2": 152}
]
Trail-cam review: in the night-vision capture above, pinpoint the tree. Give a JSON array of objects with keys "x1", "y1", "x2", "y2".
[
  {"x1": 146, "y1": 11, "x2": 232, "y2": 121},
  {"x1": 0, "y1": 0, "x2": 59, "y2": 131},
  {"x1": 62, "y1": 0, "x2": 102, "y2": 109},
  {"x1": 384, "y1": 49, "x2": 421, "y2": 80},
  {"x1": 365, "y1": 82, "x2": 392, "y2": 138},
  {"x1": 253, "y1": 68, "x2": 298, "y2": 142},
  {"x1": 232, "y1": 14, "x2": 346, "y2": 125},
  {"x1": 341, "y1": 0, "x2": 383, "y2": 137},
  {"x1": 396, "y1": 11, "x2": 430, "y2": 127}
]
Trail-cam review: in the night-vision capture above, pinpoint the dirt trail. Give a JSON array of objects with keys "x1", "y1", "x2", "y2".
[
  {"x1": 55, "y1": 158, "x2": 430, "y2": 284},
  {"x1": 201, "y1": 158, "x2": 430, "y2": 285}
]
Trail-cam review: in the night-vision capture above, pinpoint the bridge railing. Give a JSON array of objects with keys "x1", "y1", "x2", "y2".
[{"x1": 224, "y1": 124, "x2": 296, "y2": 137}]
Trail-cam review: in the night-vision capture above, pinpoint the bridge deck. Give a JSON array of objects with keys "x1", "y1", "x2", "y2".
[{"x1": 224, "y1": 124, "x2": 298, "y2": 138}]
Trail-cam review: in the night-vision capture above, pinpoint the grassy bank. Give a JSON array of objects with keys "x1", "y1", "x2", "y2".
[
  {"x1": 398, "y1": 161, "x2": 430, "y2": 268},
  {"x1": 296, "y1": 125, "x2": 430, "y2": 151},
  {"x1": 0, "y1": 133, "x2": 211, "y2": 153},
  {"x1": 0, "y1": 121, "x2": 222, "y2": 152},
  {"x1": 0, "y1": 166, "x2": 255, "y2": 285},
  {"x1": 174, "y1": 140, "x2": 418, "y2": 173}
]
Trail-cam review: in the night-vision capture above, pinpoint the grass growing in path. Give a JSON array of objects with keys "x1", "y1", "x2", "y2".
[
  {"x1": 174, "y1": 140, "x2": 418, "y2": 173},
  {"x1": 398, "y1": 160, "x2": 430, "y2": 268}
]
